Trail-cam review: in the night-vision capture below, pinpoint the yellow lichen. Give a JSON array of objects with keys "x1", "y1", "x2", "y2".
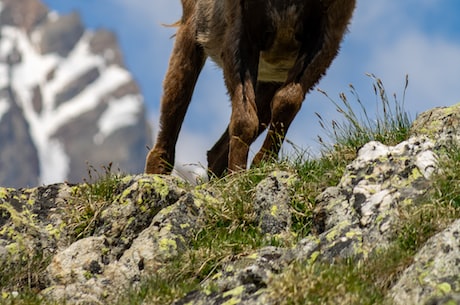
[
  {"x1": 152, "y1": 176, "x2": 170, "y2": 199},
  {"x1": 308, "y1": 251, "x2": 320, "y2": 265},
  {"x1": 180, "y1": 223, "x2": 190, "y2": 229},
  {"x1": 192, "y1": 189, "x2": 220, "y2": 208},
  {"x1": 223, "y1": 285, "x2": 245, "y2": 301},
  {"x1": 436, "y1": 282, "x2": 452, "y2": 295},
  {"x1": 45, "y1": 223, "x2": 61, "y2": 239},
  {"x1": 270, "y1": 205, "x2": 278, "y2": 216},
  {"x1": 325, "y1": 228, "x2": 338, "y2": 242},
  {"x1": 159, "y1": 238, "x2": 177, "y2": 252}
]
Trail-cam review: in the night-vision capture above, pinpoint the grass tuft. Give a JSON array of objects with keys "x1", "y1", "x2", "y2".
[
  {"x1": 67, "y1": 162, "x2": 125, "y2": 240},
  {"x1": 317, "y1": 74, "x2": 412, "y2": 153}
]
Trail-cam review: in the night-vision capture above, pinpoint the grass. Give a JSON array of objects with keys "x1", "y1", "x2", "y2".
[
  {"x1": 67, "y1": 162, "x2": 125, "y2": 240},
  {"x1": 317, "y1": 74, "x2": 411, "y2": 153},
  {"x1": 2, "y1": 75, "x2": 460, "y2": 305}
]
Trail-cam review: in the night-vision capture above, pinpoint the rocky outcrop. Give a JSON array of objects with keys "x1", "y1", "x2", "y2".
[
  {"x1": 0, "y1": 0, "x2": 152, "y2": 188},
  {"x1": 391, "y1": 219, "x2": 460, "y2": 305},
  {"x1": 1, "y1": 103, "x2": 460, "y2": 304}
]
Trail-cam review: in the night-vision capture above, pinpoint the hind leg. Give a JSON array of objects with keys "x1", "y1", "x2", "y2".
[
  {"x1": 207, "y1": 82, "x2": 281, "y2": 177},
  {"x1": 252, "y1": 82, "x2": 304, "y2": 166}
]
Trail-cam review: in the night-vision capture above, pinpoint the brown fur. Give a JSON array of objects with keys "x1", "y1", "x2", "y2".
[{"x1": 145, "y1": 0, "x2": 356, "y2": 177}]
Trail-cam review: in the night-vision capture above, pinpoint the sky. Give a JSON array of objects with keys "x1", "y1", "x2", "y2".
[{"x1": 42, "y1": 0, "x2": 460, "y2": 171}]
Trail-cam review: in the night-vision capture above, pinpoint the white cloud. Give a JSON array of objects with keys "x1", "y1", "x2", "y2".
[
  {"x1": 113, "y1": 0, "x2": 180, "y2": 26},
  {"x1": 370, "y1": 32, "x2": 460, "y2": 110}
]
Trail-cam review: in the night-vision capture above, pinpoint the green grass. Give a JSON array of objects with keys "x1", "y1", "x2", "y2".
[
  {"x1": 67, "y1": 162, "x2": 125, "y2": 240},
  {"x1": 317, "y1": 74, "x2": 411, "y2": 152}
]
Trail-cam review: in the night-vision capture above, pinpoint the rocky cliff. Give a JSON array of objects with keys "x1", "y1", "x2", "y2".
[
  {"x1": 1, "y1": 103, "x2": 460, "y2": 304},
  {"x1": 0, "y1": 0, "x2": 152, "y2": 188}
]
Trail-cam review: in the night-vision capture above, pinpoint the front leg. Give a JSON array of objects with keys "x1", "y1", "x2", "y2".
[
  {"x1": 145, "y1": 21, "x2": 206, "y2": 174},
  {"x1": 222, "y1": 4, "x2": 261, "y2": 173}
]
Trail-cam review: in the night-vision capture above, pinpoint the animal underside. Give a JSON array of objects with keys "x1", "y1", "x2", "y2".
[{"x1": 145, "y1": 0, "x2": 356, "y2": 177}]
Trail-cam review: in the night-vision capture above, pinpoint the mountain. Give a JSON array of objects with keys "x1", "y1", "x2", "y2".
[{"x1": 0, "y1": 0, "x2": 152, "y2": 188}]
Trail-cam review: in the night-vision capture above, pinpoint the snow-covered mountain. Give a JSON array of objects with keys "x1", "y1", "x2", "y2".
[{"x1": 0, "y1": 0, "x2": 152, "y2": 188}]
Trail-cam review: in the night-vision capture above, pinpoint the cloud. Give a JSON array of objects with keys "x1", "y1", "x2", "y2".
[
  {"x1": 112, "y1": 0, "x2": 180, "y2": 28},
  {"x1": 371, "y1": 32, "x2": 460, "y2": 110}
]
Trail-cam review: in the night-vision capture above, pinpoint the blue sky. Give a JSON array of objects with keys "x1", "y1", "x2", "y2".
[{"x1": 42, "y1": 0, "x2": 460, "y2": 170}]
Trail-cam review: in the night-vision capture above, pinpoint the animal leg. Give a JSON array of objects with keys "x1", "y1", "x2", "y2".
[
  {"x1": 220, "y1": 3, "x2": 264, "y2": 173},
  {"x1": 207, "y1": 82, "x2": 281, "y2": 177},
  {"x1": 252, "y1": 82, "x2": 305, "y2": 165},
  {"x1": 145, "y1": 21, "x2": 206, "y2": 174},
  {"x1": 252, "y1": 6, "x2": 330, "y2": 166},
  {"x1": 226, "y1": 64, "x2": 259, "y2": 173}
]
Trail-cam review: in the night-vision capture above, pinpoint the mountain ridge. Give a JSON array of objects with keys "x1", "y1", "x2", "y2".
[{"x1": 0, "y1": 0, "x2": 152, "y2": 188}]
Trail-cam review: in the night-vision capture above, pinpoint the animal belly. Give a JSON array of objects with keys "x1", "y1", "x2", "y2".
[{"x1": 258, "y1": 55, "x2": 297, "y2": 82}]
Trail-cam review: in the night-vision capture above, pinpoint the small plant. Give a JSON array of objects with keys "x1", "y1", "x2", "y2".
[
  {"x1": 317, "y1": 74, "x2": 412, "y2": 154},
  {"x1": 267, "y1": 259, "x2": 386, "y2": 305},
  {"x1": 67, "y1": 162, "x2": 125, "y2": 240}
]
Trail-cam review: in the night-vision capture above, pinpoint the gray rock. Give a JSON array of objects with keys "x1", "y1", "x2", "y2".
[
  {"x1": 0, "y1": 0, "x2": 48, "y2": 32},
  {"x1": 391, "y1": 219, "x2": 460, "y2": 305},
  {"x1": 175, "y1": 246, "x2": 289, "y2": 305},
  {"x1": 89, "y1": 30, "x2": 124, "y2": 67},
  {"x1": 310, "y1": 136, "x2": 436, "y2": 262},
  {"x1": 411, "y1": 103, "x2": 460, "y2": 147},
  {"x1": 425, "y1": 293, "x2": 460, "y2": 305},
  {"x1": 41, "y1": 175, "x2": 208, "y2": 304},
  {"x1": 35, "y1": 12, "x2": 84, "y2": 57},
  {"x1": 0, "y1": 88, "x2": 39, "y2": 188},
  {"x1": 253, "y1": 171, "x2": 296, "y2": 236},
  {"x1": 54, "y1": 67, "x2": 101, "y2": 107}
]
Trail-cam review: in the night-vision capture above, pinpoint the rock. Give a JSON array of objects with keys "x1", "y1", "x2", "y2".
[
  {"x1": 310, "y1": 137, "x2": 436, "y2": 262},
  {"x1": 410, "y1": 103, "x2": 460, "y2": 147},
  {"x1": 0, "y1": 88, "x2": 40, "y2": 187},
  {"x1": 175, "y1": 246, "x2": 289, "y2": 305},
  {"x1": 391, "y1": 219, "x2": 460, "y2": 305},
  {"x1": 0, "y1": 0, "x2": 48, "y2": 32},
  {"x1": 35, "y1": 11, "x2": 84, "y2": 57},
  {"x1": 89, "y1": 29, "x2": 124, "y2": 66},
  {"x1": 41, "y1": 175, "x2": 208, "y2": 303},
  {"x1": 425, "y1": 293, "x2": 460, "y2": 305},
  {"x1": 253, "y1": 171, "x2": 297, "y2": 236}
]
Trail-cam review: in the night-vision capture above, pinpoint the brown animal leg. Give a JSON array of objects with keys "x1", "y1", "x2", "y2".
[
  {"x1": 252, "y1": 5, "x2": 329, "y2": 166},
  {"x1": 221, "y1": 3, "x2": 263, "y2": 173},
  {"x1": 226, "y1": 71, "x2": 259, "y2": 173},
  {"x1": 252, "y1": 82, "x2": 305, "y2": 165},
  {"x1": 207, "y1": 82, "x2": 281, "y2": 177},
  {"x1": 145, "y1": 20, "x2": 206, "y2": 174}
]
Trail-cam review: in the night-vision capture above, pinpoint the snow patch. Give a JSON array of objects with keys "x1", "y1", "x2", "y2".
[
  {"x1": 94, "y1": 95, "x2": 142, "y2": 144},
  {"x1": 43, "y1": 33, "x2": 103, "y2": 108},
  {"x1": 0, "y1": 97, "x2": 10, "y2": 121},
  {"x1": 48, "y1": 65, "x2": 132, "y2": 135},
  {"x1": 48, "y1": 11, "x2": 60, "y2": 22},
  {"x1": 39, "y1": 139, "x2": 70, "y2": 185}
]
